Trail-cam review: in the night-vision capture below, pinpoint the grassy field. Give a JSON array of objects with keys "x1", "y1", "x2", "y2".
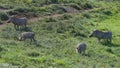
[{"x1": 0, "y1": 0, "x2": 120, "y2": 68}]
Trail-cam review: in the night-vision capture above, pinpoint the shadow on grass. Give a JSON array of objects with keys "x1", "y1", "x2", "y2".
[
  {"x1": 22, "y1": 27, "x2": 32, "y2": 32},
  {"x1": 15, "y1": 27, "x2": 32, "y2": 32},
  {"x1": 23, "y1": 40, "x2": 42, "y2": 47},
  {"x1": 84, "y1": 54, "x2": 91, "y2": 57},
  {"x1": 102, "y1": 42, "x2": 120, "y2": 47}
]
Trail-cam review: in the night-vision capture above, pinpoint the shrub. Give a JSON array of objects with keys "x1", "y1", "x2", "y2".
[
  {"x1": 0, "y1": 46, "x2": 4, "y2": 52},
  {"x1": 62, "y1": 14, "x2": 72, "y2": 19},
  {"x1": 0, "y1": 19, "x2": 2, "y2": 24},
  {"x1": 14, "y1": 7, "x2": 30, "y2": 13},
  {"x1": 56, "y1": 22, "x2": 67, "y2": 33},
  {"x1": 7, "y1": 11, "x2": 18, "y2": 15},
  {"x1": 0, "y1": 12, "x2": 9, "y2": 21},
  {"x1": 82, "y1": 2, "x2": 93, "y2": 9},
  {"x1": 106, "y1": 48, "x2": 114, "y2": 54},
  {"x1": 44, "y1": 17, "x2": 57, "y2": 22},
  {"x1": 0, "y1": 27, "x2": 20, "y2": 39},
  {"x1": 82, "y1": 13, "x2": 90, "y2": 18},
  {"x1": 26, "y1": 52, "x2": 40, "y2": 57},
  {"x1": 46, "y1": 0, "x2": 58, "y2": 4},
  {"x1": 0, "y1": 4, "x2": 14, "y2": 9},
  {"x1": 51, "y1": 4, "x2": 67, "y2": 13},
  {"x1": 69, "y1": 3, "x2": 82, "y2": 10},
  {"x1": 70, "y1": 29, "x2": 88, "y2": 37},
  {"x1": 103, "y1": 9, "x2": 112, "y2": 15}
]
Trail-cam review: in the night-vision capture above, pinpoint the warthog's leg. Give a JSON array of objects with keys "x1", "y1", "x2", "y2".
[
  {"x1": 82, "y1": 50, "x2": 85, "y2": 55},
  {"x1": 106, "y1": 38, "x2": 112, "y2": 43},
  {"x1": 109, "y1": 38, "x2": 112, "y2": 43},
  {"x1": 30, "y1": 39, "x2": 32, "y2": 42},
  {"x1": 17, "y1": 25, "x2": 19, "y2": 29},
  {"x1": 19, "y1": 26, "x2": 22, "y2": 30},
  {"x1": 23, "y1": 38, "x2": 25, "y2": 41},
  {"x1": 33, "y1": 37, "x2": 36, "y2": 41},
  {"x1": 98, "y1": 38, "x2": 101, "y2": 43},
  {"x1": 30, "y1": 38, "x2": 33, "y2": 44},
  {"x1": 107, "y1": 38, "x2": 109, "y2": 43},
  {"x1": 78, "y1": 50, "x2": 82, "y2": 54},
  {"x1": 29, "y1": 38, "x2": 36, "y2": 44},
  {"x1": 24, "y1": 25, "x2": 26, "y2": 29},
  {"x1": 14, "y1": 25, "x2": 17, "y2": 29},
  {"x1": 25, "y1": 24, "x2": 27, "y2": 28}
]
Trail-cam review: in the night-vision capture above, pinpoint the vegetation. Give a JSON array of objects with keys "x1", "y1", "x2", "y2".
[{"x1": 0, "y1": 0, "x2": 120, "y2": 68}]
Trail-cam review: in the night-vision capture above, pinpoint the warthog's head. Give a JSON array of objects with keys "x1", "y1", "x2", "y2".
[
  {"x1": 76, "y1": 43, "x2": 86, "y2": 54},
  {"x1": 18, "y1": 36, "x2": 24, "y2": 41},
  {"x1": 89, "y1": 30, "x2": 99, "y2": 37},
  {"x1": 7, "y1": 15, "x2": 16, "y2": 23}
]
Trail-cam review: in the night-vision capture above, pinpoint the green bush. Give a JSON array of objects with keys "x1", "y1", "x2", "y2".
[
  {"x1": 7, "y1": 11, "x2": 18, "y2": 15},
  {"x1": 103, "y1": 9, "x2": 112, "y2": 15},
  {"x1": 82, "y1": 13, "x2": 90, "y2": 18},
  {"x1": 45, "y1": 0, "x2": 59, "y2": 4},
  {"x1": 106, "y1": 48, "x2": 114, "y2": 54},
  {"x1": 0, "y1": 27, "x2": 20, "y2": 39},
  {"x1": 44, "y1": 17, "x2": 57, "y2": 22},
  {"x1": 82, "y1": 2, "x2": 93, "y2": 9},
  {"x1": 62, "y1": 14, "x2": 72, "y2": 19},
  {"x1": 14, "y1": 7, "x2": 30, "y2": 13},
  {"x1": 56, "y1": 22, "x2": 67, "y2": 33},
  {"x1": 0, "y1": 46, "x2": 5, "y2": 52},
  {"x1": 0, "y1": 4, "x2": 14, "y2": 9},
  {"x1": 51, "y1": 4, "x2": 67, "y2": 13},
  {"x1": 69, "y1": 3, "x2": 82, "y2": 10},
  {"x1": 26, "y1": 52, "x2": 40, "y2": 57},
  {"x1": 0, "y1": 12, "x2": 9, "y2": 21},
  {"x1": 0, "y1": 19, "x2": 2, "y2": 24}
]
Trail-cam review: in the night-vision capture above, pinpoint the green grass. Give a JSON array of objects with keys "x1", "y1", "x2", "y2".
[{"x1": 0, "y1": 0, "x2": 120, "y2": 68}]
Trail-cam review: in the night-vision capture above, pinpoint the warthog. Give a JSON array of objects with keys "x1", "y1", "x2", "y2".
[
  {"x1": 7, "y1": 15, "x2": 27, "y2": 29},
  {"x1": 76, "y1": 43, "x2": 86, "y2": 55},
  {"x1": 89, "y1": 30, "x2": 112, "y2": 43},
  {"x1": 19, "y1": 32, "x2": 36, "y2": 42}
]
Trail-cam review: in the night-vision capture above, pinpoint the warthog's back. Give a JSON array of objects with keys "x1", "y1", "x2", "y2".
[
  {"x1": 14, "y1": 17, "x2": 27, "y2": 25},
  {"x1": 96, "y1": 31, "x2": 112, "y2": 39},
  {"x1": 21, "y1": 32, "x2": 35, "y2": 38},
  {"x1": 19, "y1": 32, "x2": 36, "y2": 42}
]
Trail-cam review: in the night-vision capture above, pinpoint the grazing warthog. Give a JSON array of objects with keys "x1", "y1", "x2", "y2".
[
  {"x1": 89, "y1": 30, "x2": 112, "y2": 43},
  {"x1": 19, "y1": 32, "x2": 36, "y2": 42},
  {"x1": 7, "y1": 15, "x2": 27, "y2": 29},
  {"x1": 76, "y1": 43, "x2": 86, "y2": 55}
]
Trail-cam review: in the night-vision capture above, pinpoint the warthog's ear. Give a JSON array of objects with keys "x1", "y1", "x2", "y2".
[
  {"x1": 93, "y1": 29, "x2": 97, "y2": 31},
  {"x1": 18, "y1": 37, "x2": 22, "y2": 41}
]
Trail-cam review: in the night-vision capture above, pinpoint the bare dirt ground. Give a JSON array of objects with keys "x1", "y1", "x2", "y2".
[
  {"x1": 0, "y1": 6, "x2": 92, "y2": 28},
  {"x1": 0, "y1": 8, "x2": 13, "y2": 12},
  {"x1": 0, "y1": 13, "x2": 68, "y2": 28}
]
